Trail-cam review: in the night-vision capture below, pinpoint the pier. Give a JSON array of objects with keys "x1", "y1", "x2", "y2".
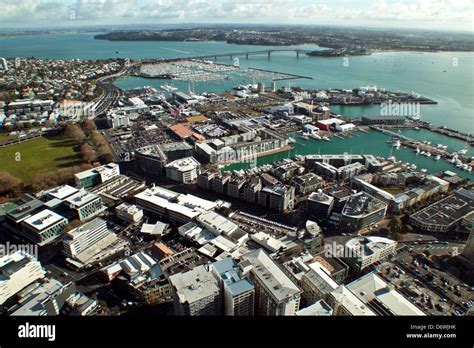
[{"x1": 371, "y1": 126, "x2": 453, "y2": 158}]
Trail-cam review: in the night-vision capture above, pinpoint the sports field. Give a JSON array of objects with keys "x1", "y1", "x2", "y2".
[{"x1": 0, "y1": 136, "x2": 82, "y2": 183}]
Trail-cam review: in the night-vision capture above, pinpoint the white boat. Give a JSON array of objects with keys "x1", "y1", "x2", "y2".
[
  {"x1": 421, "y1": 169, "x2": 428, "y2": 173},
  {"x1": 415, "y1": 147, "x2": 420, "y2": 154},
  {"x1": 435, "y1": 155, "x2": 441, "y2": 161},
  {"x1": 393, "y1": 140, "x2": 401, "y2": 148},
  {"x1": 426, "y1": 152, "x2": 431, "y2": 157},
  {"x1": 309, "y1": 133, "x2": 322, "y2": 140},
  {"x1": 414, "y1": 127, "x2": 420, "y2": 131},
  {"x1": 420, "y1": 151, "x2": 426, "y2": 155},
  {"x1": 458, "y1": 148, "x2": 468, "y2": 155},
  {"x1": 322, "y1": 136, "x2": 331, "y2": 141},
  {"x1": 288, "y1": 137, "x2": 296, "y2": 144},
  {"x1": 388, "y1": 156, "x2": 397, "y2": 162},
  {"x1": 299, "y1": 134, "x2": 309, "y2": 140},
  {"x1": 411, "y1": 164, "x2": 417, "y2": 170}
]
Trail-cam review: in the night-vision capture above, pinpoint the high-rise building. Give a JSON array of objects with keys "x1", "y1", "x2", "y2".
[
  {"x1": 211, "y1": 257, "x2": 255, "y2": 316},
  {"x1": 62, "y1": 218, "x2": 110, "y2": 258},
  {"x1": 0, "y1": 251, "x2": 45, "y2": 305},
  {"x1": 240, "y1": 249, "x2": 301, "y2": 316},
  {"x1": 165, "y1": 157, "x2": 200, "y2": 184},
  {"x1": 169, "y1": 265, "x2": 222, "y2": 316},
  {"x1": 258, "y1": 185, "x2": 295, "y2": 212}
]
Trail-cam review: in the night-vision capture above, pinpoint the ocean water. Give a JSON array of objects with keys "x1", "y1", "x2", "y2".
[{"x1": 1, "y1": 32, "x2": 472, "y2": 178}]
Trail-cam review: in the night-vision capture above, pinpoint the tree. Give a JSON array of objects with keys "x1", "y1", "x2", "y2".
[
  {"x1": 81, "y1": 119, "x2": 97, "y2": 135},
  {"x1": 0, "y1": 171, "x2": 23, "y2": 198},
  {"x1": 80, "y1": 143, "x2": 97, "y2": 163},
  {"x1": 65, "y1": 124, "x2": 86, "y2": 144}
]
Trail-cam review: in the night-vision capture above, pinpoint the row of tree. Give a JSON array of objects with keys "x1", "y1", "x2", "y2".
[{"x1": 64, "y1": 120, "x2": 114, "y2": 164}]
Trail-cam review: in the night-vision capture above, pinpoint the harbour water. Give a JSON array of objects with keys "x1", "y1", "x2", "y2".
[{"x1": 1, "y1": 32, "x2": 473, "y2": 178}]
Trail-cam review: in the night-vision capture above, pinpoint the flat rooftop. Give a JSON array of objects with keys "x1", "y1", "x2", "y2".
[
  {"x1": 46, "y1": 185, "x2": 79, "y2": 200},
  {"x1": 64, "y1": 190, "x2": 100, "y2": 208},
  {"x1": 411, "y1": 189, "x2": 474, "y2": 227},
  {"x1": 342, "y1": 192, "x2": 387, "y2": 217},
  {"x1": 22, "y1": 209, "x2": 66, "y2": 232},
  {"x1": 169, "y1": 265, "x2": 220, "y2": 304},
  {"x1": 240, "y1": 249, "x2": 300, "y2": 303}
]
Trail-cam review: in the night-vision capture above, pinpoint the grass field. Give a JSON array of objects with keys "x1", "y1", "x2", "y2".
[{"x1": 0, "y1": 136, "x2": 82, "y2": 183}]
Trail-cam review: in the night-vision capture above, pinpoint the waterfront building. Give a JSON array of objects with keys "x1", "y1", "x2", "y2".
[
  {"x1": 306, "y1": 191, "x2": 334, "y2": 219},
  {"x1": 197, "y1": 170, "x2": 218, "y2": 190},
  {"x1": 21, "y1": 209, "x2": 68, "y2": 245},
  {"x1": 323, "y1": 185, "x2": 353, "y2": 212},
  {"x1": 272, "y1": 160, "x2": 304, "y2": 181},
  {"x1": 64, "y1": 190, "x2": 105, "y2": 222},
  {"x1": 74, "y1": 163, "x2": 121, "y2": 188},
  {"x1": 291, "y1": 173, "x2": 325, "y2": 195},
  {"x1": 360, "y1": 115, "x2": 405, "y2": 126},
  {"x1": 343, "y1": 236, "x2": 397, "y2": 271},
  {"x1": 212, "y1": 173, "x2": 231, "y2": 194},
  {"x1": 169, "y1": 265, "x2": 222, "y2": 316},
  {"x1": 227, "y1": 176, "x2": 246, "y2": 198},
  {"x1": 0, "y1": 251, "x2": 45, "y2": 305},
  {"x1": 347, "y1": 272, "x2": 425, "y2": 316},
  {"x1": 242, "y1": 177, "x2": 262, "y2": 203},
  {"x1": 340, "y1": 192, "x2": 387, "y2": 232},
  {"x1": 316, "y1": 118, "x2": 345, "y2": 131},
  {"x1": 211, "y1": 257, "x2": 255, "y2": 316},
  {"x1": 409, "y1": 189, "x2": 474, "y2": 233},
  {"x1": 115, "y1": 203, "x2": 144, "y2": 224},
  {"x1": 165, "y1": 157, "x2": 200, "y2": 184},
  {"x1": 258, "y1": 185, "x2": 295, "y2": 212},
  {"x1": 240, "y1": 249, "x2": 301, "y2": 316}
]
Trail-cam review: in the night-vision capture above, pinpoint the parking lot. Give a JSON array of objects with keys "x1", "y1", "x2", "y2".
[{"x1": 374, "y1": 249, "x2": 473, "y2": 316}]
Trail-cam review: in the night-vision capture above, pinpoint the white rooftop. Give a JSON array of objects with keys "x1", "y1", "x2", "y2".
[
  {"x1": 64, "y1": 190, "x2": 100, "y2": 208},
  {"x1": 330, "y1": 285, "x2": 376, "y2": 316},
  {"x1": 169, "y1": 265, "x2": 220, "y2": 304},
  {"x1": 46, "y1": 185, "x2": 79, "y2": 200},
  {"x1": 347, "y1": 272, "x2": 426, "y2": 316},
  {"x1": 165, "y1": 156, "x2": 200, "y2": 172},
  {"x1": 22, "y1": 209, "x2": 66, "y2": 231}
]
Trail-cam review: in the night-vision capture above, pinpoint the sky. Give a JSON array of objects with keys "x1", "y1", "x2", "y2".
[{"x1": 0, "y1": 0, "x2": 473, "y2": 32}]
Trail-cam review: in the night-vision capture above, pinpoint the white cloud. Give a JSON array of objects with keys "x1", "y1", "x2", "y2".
[{"x1": 0, "y1": 0, "x2": 472, "y2": 31}]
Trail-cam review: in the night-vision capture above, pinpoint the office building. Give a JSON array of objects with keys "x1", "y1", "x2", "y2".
[
  {"x1": 62, "y1": 218, "x2": 109, "y2": 258},
  {"x1": 21, "y1": 209, "x2": 68, "y2": 245},
  {"x1": 197, "y1": 170, "x2": 217, "y2": 190},
  {"x1": 169, "y1": 265, "x2": 222, "y2": 316},
  {"x1": 306, "y1": 191, "x2": 334, "y2": 219},
  {"x1": 0, "y1": 251, "x2": 45, "y2": 305},
  {"x1": 242, "y1": 177, "x2": 262, "y2": 203},
  {"x1": 299, "y1": 265, "x2": 339, "y2": 305},
  {"x1": 212, "y1": 257, "x2": 255, "y2": 316},
  {"x1": 409, "y1": 189, "x2": 474, "y2": 233},
  {"x1": 344, "y1": 236, "x2": 397, "y2": 271},
  {"x1": 258, "y1": 185, "x2": 295, "y2": 212},
  {"x1": 240, "y1": 249, "x2": 301, "y2": 316},
  {"x1": 165, "y1": 157, "x2": 200, "y2": 184},
  {"x1": 291, "y1": 173, "x2": 324, "y2": 195},
  {"x1": 64, "y1": 190, "x2": 105, "y2": 221},
  {"x1": 340, "y1": 192, "x2": 387, "y2": 232},
  {"x1": 135, "y1": 186, "x2": 217, "y2": 224},
  {"x1": 74, "y1": 163, "x2": 120, "y2": 188}
]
